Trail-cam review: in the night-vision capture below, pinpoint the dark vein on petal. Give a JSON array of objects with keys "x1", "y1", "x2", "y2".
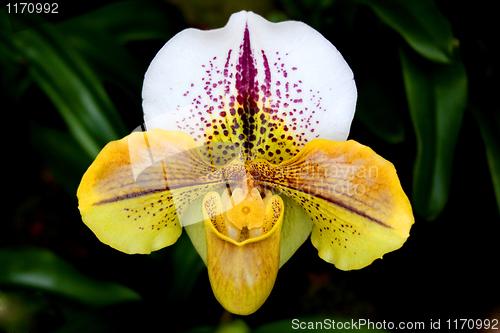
[{"x1": 256, "y1": 180, "x2": 392, "y2": 229}]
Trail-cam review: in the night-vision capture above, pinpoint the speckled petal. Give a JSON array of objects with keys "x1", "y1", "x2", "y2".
[
  {"x1": 143, "y1": 11, "x2": 356, "y2": 164},
  {"x1": 77, "y1": 129, "x2": 241, "y2": 254},
  {"x1": 248, "y1": 139, "x2": 414, "y2": 270}
]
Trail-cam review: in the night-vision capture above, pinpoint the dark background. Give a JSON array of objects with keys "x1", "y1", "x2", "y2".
[{"x1": 1, "y1": 0, "x2": 498, "y2": 332}]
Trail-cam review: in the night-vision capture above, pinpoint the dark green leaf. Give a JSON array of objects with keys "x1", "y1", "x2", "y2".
[
  {"x1": 356, "y1": 74, "x2": 405, "y2": 143},
  {"x1": 177, "y1": 319, "x2": 250, "y2": 333},
  {"x1": 30, "y1": 124, "x2": 92, "y2": 196},
  {"x1": 6, "y1": 17, "x2": 128, "y2": 158},
  {"x1": 400, "y1": 47, "x2": 467, "y2": 220},
  {"x1": 169, "y1": 233, "x2": 206, "y2": 301},
  {"x1": 0, "y1": 290, "x2": 63, "y2": 333},
  {"x1": 217, "y1": 319, "x2": 250, "y2": 333},
  {"x1": 52, "y1": 301, "x2": 150, "y2": 333},
  {"x1": 0, "y1": 9, "x2": 32, "y2": 101},
  {"x1": 56, "y1": 28, "x2": 144, "y2": 102},
  {"x1": 150, "y1": 233, "x2": 206, "y2": 301},
  {"x1": 56, "y1": 0, "x2": 182, "y2": 43},
  {"x1": 471, "y1": 105, "x2": 500, "y2": 217},
  {"x1": 55, "y1": 0, "x2": 184, "y2": 99},
  {"x1": 348, "y1": 6, "x2": 406, "y2": 143},
  {"x1": 0, "y1": 248, "x2": 141, "y2": 307},
  {"x1": 354, "y1": 0, "x2": 455, "y2": 63}
]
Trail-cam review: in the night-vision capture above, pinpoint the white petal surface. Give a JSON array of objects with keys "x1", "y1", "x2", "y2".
[{"x1": 142, "y1": 11, "x2": 356, "y2": 164}]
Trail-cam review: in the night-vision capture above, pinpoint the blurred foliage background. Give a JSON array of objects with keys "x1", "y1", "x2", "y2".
[{"x1": 1, "y1": 0, "x2": 499, "y2": 332}]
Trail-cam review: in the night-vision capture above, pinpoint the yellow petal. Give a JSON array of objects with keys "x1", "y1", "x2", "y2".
[
  {"x1": 248, "y1": 139, "x2": 414, "y2": 270},
  {"x1": 77, "y1": 129, "x2": 237, "y2": 254},
  {"x1": 202, "y1": 191, "x2": 284, "y2": 315},
  {"x1": 278, "y1": 195, "x2": 314, "y2": 267}
]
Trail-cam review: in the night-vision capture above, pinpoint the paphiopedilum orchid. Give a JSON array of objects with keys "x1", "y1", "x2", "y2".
[{"x1": 77, "y1": 11, "x2": 413, "y2": 315}]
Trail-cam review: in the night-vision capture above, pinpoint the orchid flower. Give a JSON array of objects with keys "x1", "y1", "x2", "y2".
[{"x1": 77, "y1": 11, "x2": 414, "y2": 315}]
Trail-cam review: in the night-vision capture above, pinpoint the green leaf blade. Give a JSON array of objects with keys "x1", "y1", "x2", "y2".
[
  {"x1": 356, "y1": 0, "x2": 455, "y2": 63},
  {"x1": 471, "y1": 105, "x2": 500, "y2": 217},
  {"x1": 9, "y1": 21, "x2": 128, "y2": 158},
  {"x1": 56, "y1": 0, "x2": 181, "y2": 44},
  {"x1": 0, "y1": 248, "x2": 141, "y2": 307},
  {"x1": 355, "y1": 73, "x2": 406, "y2": 144},
  {"x1": 400, "y1": 48, "x2": 468, "y2": 220}
]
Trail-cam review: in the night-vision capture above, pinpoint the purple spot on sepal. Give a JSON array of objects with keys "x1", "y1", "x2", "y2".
[
  {"x1": 224, "y1": 50, "x2": 232, "y2": 78},
  {"x1": 261, "y1": 50, "x2": 272, "y2": 87},
  {"x1": 235, "y1": 25, "x2": 258, "y2": 109}
]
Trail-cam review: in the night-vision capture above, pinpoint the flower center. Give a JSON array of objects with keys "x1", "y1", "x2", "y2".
[{"x1": 219, "y1": 186, "x2": 274, "y2": 242}]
